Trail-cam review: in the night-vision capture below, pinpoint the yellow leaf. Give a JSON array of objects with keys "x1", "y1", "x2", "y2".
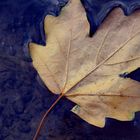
[{"x1": 29, "y1": 0, "x2": 140, "y2": 127}]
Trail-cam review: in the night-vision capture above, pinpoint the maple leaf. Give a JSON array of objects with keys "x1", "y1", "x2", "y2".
[{"x1": 30, "y1": 0, "x2": 140, "y2": 132}]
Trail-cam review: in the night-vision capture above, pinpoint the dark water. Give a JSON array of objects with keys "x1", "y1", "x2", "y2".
[{"x1": 0, "y1": 0, "x2": 140, "y2": 140}]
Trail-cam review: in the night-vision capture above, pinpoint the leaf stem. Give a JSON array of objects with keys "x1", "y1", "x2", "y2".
[{"x1": 33, "y1": 93, "x2": 64, "y2": 140}]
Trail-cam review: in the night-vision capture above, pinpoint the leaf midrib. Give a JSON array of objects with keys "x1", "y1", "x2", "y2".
[{"x1": 63, "y1": 31, "x2": 140, "y2": 94}]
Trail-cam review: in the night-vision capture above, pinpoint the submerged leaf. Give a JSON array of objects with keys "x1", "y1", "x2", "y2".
[{"x1": 30, "y1": 0, "x2": 140, "y2": 127}]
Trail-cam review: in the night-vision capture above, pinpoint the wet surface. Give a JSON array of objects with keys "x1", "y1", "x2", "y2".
[{"x1": 0, "y1": 0, "x2": 140, "y2": 140}]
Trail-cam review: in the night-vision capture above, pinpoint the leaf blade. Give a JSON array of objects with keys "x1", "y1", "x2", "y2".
[{"x1": 30, "y1": 0, "x2": 140, "y2": 127}]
